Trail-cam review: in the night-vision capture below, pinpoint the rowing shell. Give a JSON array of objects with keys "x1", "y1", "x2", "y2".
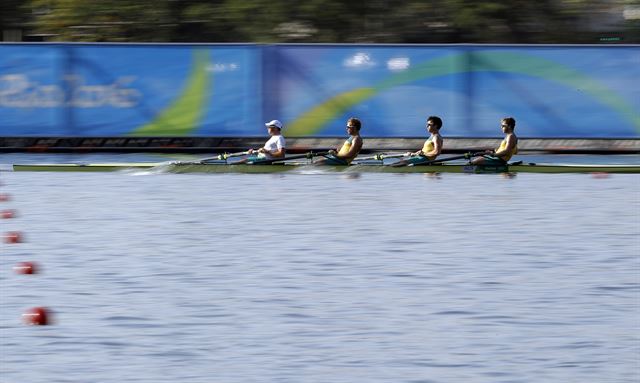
[{"x1": 10, "y1": 162, "x2": 640, "y2": 174}]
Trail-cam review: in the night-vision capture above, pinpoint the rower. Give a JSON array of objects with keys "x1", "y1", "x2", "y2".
[
  {"x1": 315, "y1": 118, "x2": 363, "y2": 165},
  {"x1": 471, "y1": 117, "x2": 518, "y2": 165},
  {"x1": 237, "y1": 120, "x2": 286, "y2": 164},
  {"x1": 391, "y1": 116, "x2": 443, "y2": 167}
]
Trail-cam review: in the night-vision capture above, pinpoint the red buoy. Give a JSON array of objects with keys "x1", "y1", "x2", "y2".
[
  {"x1": 14, "y1": 261, "x2": 37, "y2": 275},
  {"x1": 23, "y1": 307, "x2": 51, "y2": 326},
  {"x1": 0, "y1": 193, "x2": 10, "y2": 202},
  {"x1": 4, "y1": 231, "x2": 23, "y2": 244},
  {"x1": 591, "y1": 172, "x2": 610, "y2": 179},
  {"x1": 1, "y1": 209, "x2": 16, "y2": 219}
]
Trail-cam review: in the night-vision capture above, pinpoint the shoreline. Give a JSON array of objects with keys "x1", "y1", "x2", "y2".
[{"x1": 1, "y1": 137, "x2": 638, "y2": 154}]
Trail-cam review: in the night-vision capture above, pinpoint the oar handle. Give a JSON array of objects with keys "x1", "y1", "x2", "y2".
[
  {"x1": 379, "y1": 153, "x2": 407, "y2": 160},
  {"x1": 219, "y1": 150, "x2": 251, "y2": 160}
]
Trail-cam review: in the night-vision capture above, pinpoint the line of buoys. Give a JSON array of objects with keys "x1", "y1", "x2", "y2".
[{"x1": 1, "y1": 182, "x2": 51, "y2": 326}]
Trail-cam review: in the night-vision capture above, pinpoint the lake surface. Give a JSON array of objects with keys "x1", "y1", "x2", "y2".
[{"x1": 1, "y1": 154, "x2": 639, "y2": 383}]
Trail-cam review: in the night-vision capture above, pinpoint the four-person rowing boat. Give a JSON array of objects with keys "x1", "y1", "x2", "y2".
[
  {"x1": 10, "y1": 153, "x2": 640, "y2": 174},
  {"x1": 12, "y1": 116, "x2": 635, "y2": 174}
]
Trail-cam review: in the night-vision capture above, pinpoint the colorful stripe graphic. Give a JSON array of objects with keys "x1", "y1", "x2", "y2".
[
  {"x1": 285, "y1": 51, "x2": 639, "y2": 136},
  {"x1": 130, "y1": 50, "x2": 211, "y2": 136}
]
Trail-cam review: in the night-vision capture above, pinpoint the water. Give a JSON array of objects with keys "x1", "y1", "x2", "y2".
[
  {"x1": 0, "y1": 152, "x2": 639, "y2": 167},
  {"x1": 1, "y1": 157, "x2": 639, "y2": 382}
]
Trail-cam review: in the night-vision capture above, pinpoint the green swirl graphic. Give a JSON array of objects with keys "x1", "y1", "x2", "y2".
[
  {"x1": 285, "y1": 87, "x2": 376, "y2": 136},
  {"x1": 130, "y1": 50, "x2": 210, "y2": 136}
]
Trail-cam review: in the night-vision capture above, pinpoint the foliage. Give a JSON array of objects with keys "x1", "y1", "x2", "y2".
[{"x1": 17, "y1": 0, "x2": 640, "y2": 43}]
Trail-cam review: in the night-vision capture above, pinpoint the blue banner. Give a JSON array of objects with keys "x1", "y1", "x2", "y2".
[
  {"x1": 0, "y1": 45, "x2": 63, "y2": 135},
  {"x1": 0, "y1": 43, "x2": 638, "y2": 138},
  {"x1": 0, "y1": 44, "x2": 262, "y2": 136},
  {"x1": 274, "y1": 45, "x2": 640, "y2": 138}
]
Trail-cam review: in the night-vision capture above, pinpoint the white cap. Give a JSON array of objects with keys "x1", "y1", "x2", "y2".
[{"x1": 265, "y1": 120, "x2": 283, "y2": 129}]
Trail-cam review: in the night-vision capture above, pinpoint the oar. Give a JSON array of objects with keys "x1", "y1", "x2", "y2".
[
  {"x1": 407, "y1": 152, "x2": 484, "y2": 167},
  {"x1": 197, "y1": 151, "x2": 251, "y2": 164},
  {"x1": 249, "y1": 151, "x2": 331, "y2": 165},
  {"x1": 197, "y1": 150, "x2": 251, "y2": 163},
  {"x1": 356, "y1": 153, "x2": 407, "y2": 162}
]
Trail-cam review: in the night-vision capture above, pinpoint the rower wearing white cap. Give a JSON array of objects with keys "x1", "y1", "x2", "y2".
[{"x1": 237, "y1": 120, "x2": 286, "y2": 164}]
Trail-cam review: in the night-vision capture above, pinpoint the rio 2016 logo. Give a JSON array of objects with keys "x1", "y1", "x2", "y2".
[{"x1": 0, "y1": 74, "x2": 141, "y2": 108}]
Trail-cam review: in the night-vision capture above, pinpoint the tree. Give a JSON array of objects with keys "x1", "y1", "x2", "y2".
[
  {"x1": 20, "y1": 0, "x2": 639, "y2": 43},
  {"x1": 1, "y1": 0, "x2": 29, "y2": 39},
  {"x1": 27, "y1": 0, "x2": 174, "y2": 41}
]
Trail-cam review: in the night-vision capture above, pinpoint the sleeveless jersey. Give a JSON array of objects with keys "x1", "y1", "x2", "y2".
[
  {"x1": 336, "y1": 136, "x2": 358, "y2": 164},
  {"x1": 496, "y1": 137, "x2": 518, "y2": 161},
  {"x1": 421, "y1": 135, "x2": 439, "y2": 160},
  {"x1": 337, "y1": 136, "x2": 353, "y2": 156}
]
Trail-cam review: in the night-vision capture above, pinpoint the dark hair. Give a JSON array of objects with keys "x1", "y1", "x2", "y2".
[
  {"x1": 347, "y1": 117, "x2": 361, "y2": 130},
  {"x1": 427, "y1": 116, "x2": 442, "y2": 129},
  {"x1": 502, "y1": 117, "x2": 516, "y2": 129}
]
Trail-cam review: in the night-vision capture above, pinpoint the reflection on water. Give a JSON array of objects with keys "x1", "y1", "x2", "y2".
[
  {"x1": 1, "y1": 153, "x2": 639, "y2": 166},
  {"x1": 0, "y1": 169, "x2": 638, "y2": 383},
  {"x1": 340, "y1": 172, "x2": 361, "y2": 180}
]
